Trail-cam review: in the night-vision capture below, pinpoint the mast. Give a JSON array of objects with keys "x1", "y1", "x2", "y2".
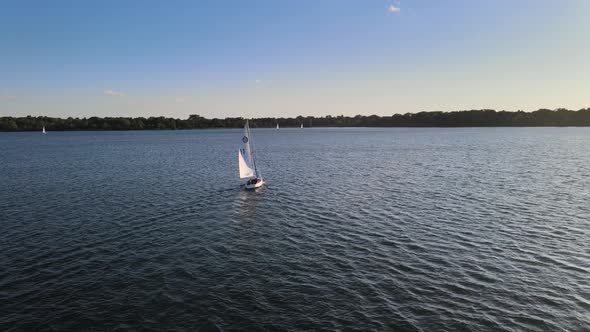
[{"x1": 246, "y1": 120, "x2": 259, "y2": 177}]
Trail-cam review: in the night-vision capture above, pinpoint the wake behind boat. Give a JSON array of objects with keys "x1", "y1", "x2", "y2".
[{"x1": 238, "y1": 120, "x2": 264, "y2": 190}]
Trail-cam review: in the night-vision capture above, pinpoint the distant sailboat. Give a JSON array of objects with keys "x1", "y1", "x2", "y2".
[
  {"x1": 276, "y1": 123, "x2": 279, "y2": 130},
  {"x1": 42, "y1": 126, "x2": 46, "y2": 134},
  {"x1": 239, "y1": 120, "x2": 264, "y2": 189},
  {"x1": 300, "y1": 123, "x2": 303, "y2": 129}
]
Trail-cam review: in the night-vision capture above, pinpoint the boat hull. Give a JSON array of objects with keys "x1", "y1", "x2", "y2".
[{"x1": 245, "y1": 179, "x2": 264, "y2": 190}]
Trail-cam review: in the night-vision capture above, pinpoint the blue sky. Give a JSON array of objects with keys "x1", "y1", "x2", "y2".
[{"x1": 1, "y1": 0, "x2": 589, "y2": 118}]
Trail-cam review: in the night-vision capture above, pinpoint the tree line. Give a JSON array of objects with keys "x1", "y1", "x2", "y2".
[{"x1": 1, "y1": 108, "x2": 590, "y2": 131}]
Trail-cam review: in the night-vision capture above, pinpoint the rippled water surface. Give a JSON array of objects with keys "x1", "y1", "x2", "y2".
[{"x1": 1, "y1": 128, "x2": 589, "y2": 331}]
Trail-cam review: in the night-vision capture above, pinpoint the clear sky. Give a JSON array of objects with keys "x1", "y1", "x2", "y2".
[{"x1": 1, "y1": 0, "x2": 589, "y2": 119}]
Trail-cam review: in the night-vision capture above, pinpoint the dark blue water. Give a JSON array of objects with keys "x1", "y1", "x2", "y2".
[{"x1": 1, "y1": 128, "x2": 589, "y2": 331}]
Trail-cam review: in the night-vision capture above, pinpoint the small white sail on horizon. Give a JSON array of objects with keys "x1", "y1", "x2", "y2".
[
  {"x1": 42, "y1": 126, "x2": 46, "y2": 134},
  {"x1": 276, "y1": 123, "x2": 279, "y2": 130},
  {"x1": 301, "y1": 123, "x2": 303, "y2": 129}
]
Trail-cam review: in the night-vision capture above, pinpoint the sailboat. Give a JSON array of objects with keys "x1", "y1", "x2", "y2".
[
  {"x1": 239, "y1": 120, "x2": 264, "y2": 189},
  {"x1": 276, "y1": 123, "x2": 279, "y2": 130},
  {"x1": 42, "y1": 126, "x2": 46, "y2": 134},
  {"x1": 300, "y1": 123, "x2": 303, "y2": 129}
]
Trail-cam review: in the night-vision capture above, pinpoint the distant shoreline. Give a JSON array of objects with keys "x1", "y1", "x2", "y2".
[
  {"x1": 2, "y1": 127, "x2": 590, "y2": 134},
  {"x1": 2, "y1": 108, "x2": 590, "y2": 131}
]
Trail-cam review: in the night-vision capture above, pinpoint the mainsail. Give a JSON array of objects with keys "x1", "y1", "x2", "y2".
[{"x1": 239, "y1": 120, "x2": 258, "y2": 178}]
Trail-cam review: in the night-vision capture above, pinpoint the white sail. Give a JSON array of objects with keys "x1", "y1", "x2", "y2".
[
  {"x1": 239, "y1": 120, "x2": 264, "y2": 188},
  {"x1": 238, "y1": 149, "x2": 255, "y2": 178},
  {"x1": 42, "y1": 126, "x2": 46, "y2": 134},
  {"x1": 276, "y1": 123, "x2": 279, "y2": 130},
  {"x1": 240, "y1": 120, "x2": 259, "y2": 177},
  {"x1": 301, "y1": 123, "x2": 303, "y2": 129}
]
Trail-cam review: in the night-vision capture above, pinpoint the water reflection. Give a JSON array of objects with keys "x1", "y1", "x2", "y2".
[{"x1": 233, "y1": 186, "x2": 263, "y2": 221}]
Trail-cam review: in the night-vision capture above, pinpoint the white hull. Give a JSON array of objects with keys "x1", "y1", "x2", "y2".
[{"x1": 245, "y1": 179, "x2": 264, "y2": 190}]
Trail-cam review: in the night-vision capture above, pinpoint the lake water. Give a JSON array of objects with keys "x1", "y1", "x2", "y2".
[{"x1": 1, "y1": 128, "x2": 589, "y2": 331}]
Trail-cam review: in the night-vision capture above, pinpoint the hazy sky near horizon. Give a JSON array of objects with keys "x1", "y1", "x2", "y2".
[{"x1": 1, "y1": 0, "x2": 589, "y2": 119}]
